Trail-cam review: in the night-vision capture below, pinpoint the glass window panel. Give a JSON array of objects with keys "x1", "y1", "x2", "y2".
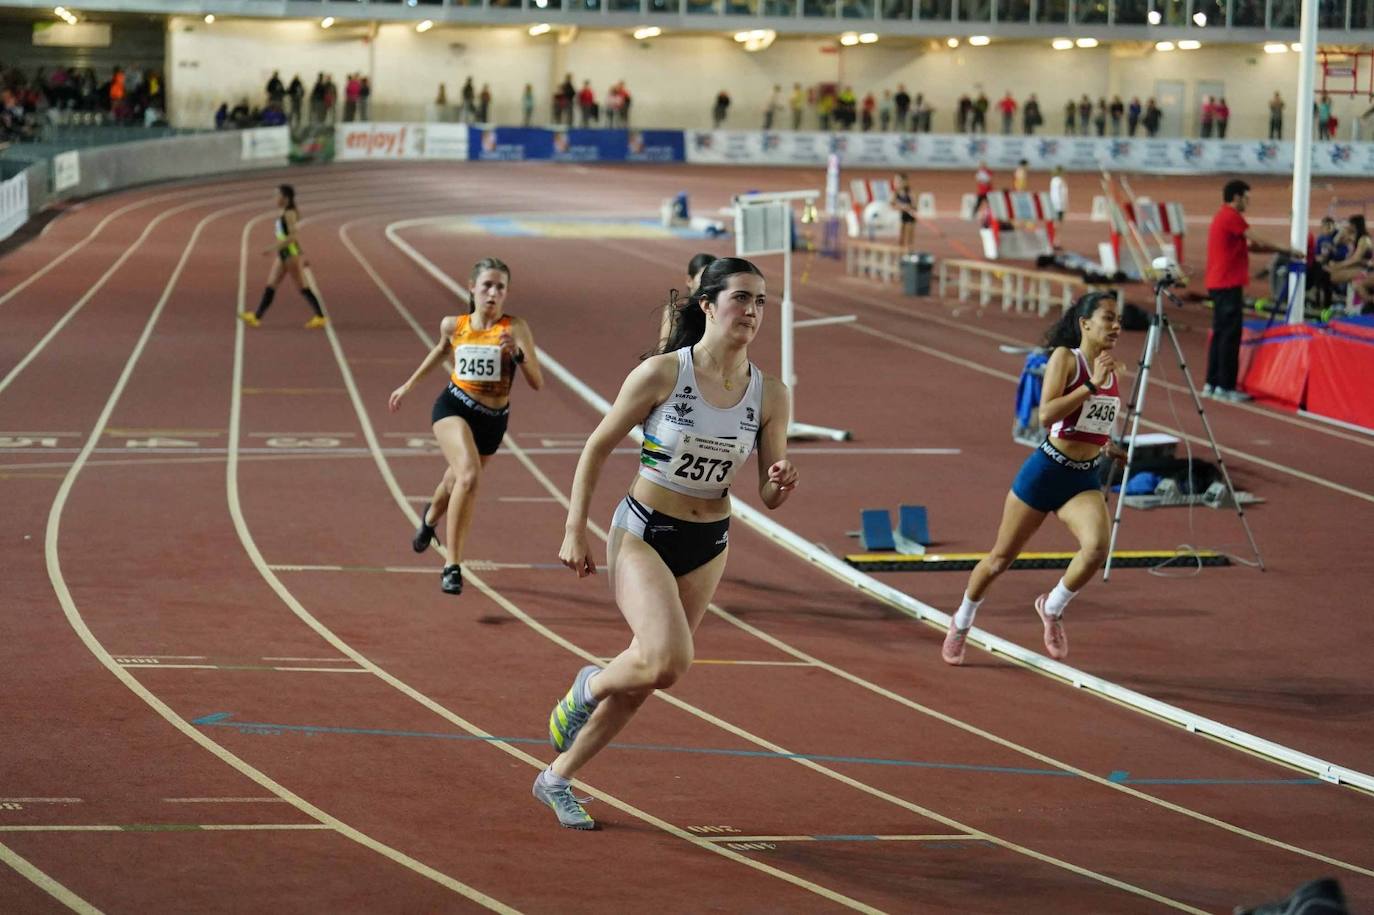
[
  {"x1": 918, "y1": 0, "x2": 953, "y2": 17},
  {"x1": 1230, "y1": 0, "x2": 1264, "y2": 23},
  {"x1": 764, "y1": 0, "x2": 797, "y2": 12},
  {"x1": 1317, "y1": 0, "x2": 1347, "y2": 26},
  {"x1": 1113, "y1": 0, "x2": 1149, "y2": 21},
  {"x1": 725, "y1": 0, "x2": 759, "y2": 11},
  {"x1": 961, "y1": 0, "x2": 994, "y2": 18},
  {"x1": 649, "y1": 0, "x2": 679, "y2": 13},
  {"x1": 1353, "y1": 0, "x2": 1374, "y2": 25},
  {"x1": 842, "y1": 0, "x2": 874, "y2": 14},
  {"x1": 1189, "y1": 0, "x2": 1223, "y2": 23},
  {"x1": 803, "y1": 0, "x2": 837, "y2": 15},
  {"x1": 998, "y1": 0, "x2": 1032, "y2": 19},
  {"x1": 687, "y1": 0, "x2": 720, "y2": 12},
  {"x1": 882, "y1": 0, "x2": 914, "y2": 16},
  {"x1": 1073, "y1": 0, "x2": 1109, "y2": 20},
  {"x1": 1036, "y1": 0, "x2": 1069, "y2": 20},
  {"x1": 609, "y1": 0, "x2": 641, "y2": 9},
  {"x1": 1270, "y1": 0, "x2": 1297, "y2": 25}
]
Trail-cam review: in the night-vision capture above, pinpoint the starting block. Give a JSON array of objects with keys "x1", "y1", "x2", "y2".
[
  {"x1": 859, "y1": 506, "x2": 931, "y2": 555},
  {"x1": 844, "y1": 549, "x2": 1232, "y2": 572}
]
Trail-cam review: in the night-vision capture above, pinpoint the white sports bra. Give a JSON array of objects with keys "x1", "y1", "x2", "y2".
[{"x1": 638, "y1": 347, "x2": 763, "y2": 499}]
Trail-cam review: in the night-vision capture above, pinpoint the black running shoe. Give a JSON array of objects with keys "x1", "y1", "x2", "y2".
[
  {"x1": 441, "y1": 564, "x2": 463, "y2": 595},
  {"x1": 413, "y1": 503, "x2": 437, "y2": 553}
]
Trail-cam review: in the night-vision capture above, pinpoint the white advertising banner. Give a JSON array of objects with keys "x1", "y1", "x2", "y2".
[
  {"x1": 686, "y1": 130, "x2": 1369, "y2": 177},
  {"x1": 52, "y1": 149, "x2": 81, "y2": 192},
  {"x1": 336, "y1": 122, "x2": 468, "y2": 161},
  {"x1": 240, "y1": 126, "x2": 290, "y2": 161},
  {"x1": 1, "y1": 171, "x2": 31, "y2": 242}
]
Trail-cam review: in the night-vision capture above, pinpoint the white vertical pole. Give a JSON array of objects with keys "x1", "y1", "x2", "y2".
[
  {"x1": 781, "y1": 206, "x2": 796, "y2": 424},
  {"x1": 1288, "y1": 0, "x2": 1318, "y2": 325}
]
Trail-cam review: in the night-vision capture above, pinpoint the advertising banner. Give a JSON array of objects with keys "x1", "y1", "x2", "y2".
[
  {"x1": 240, "y1": 126, "x2": 290, "y2": 161},
  {"x1": 52, "y1": 149, "x2": 81, "y2": 192}
]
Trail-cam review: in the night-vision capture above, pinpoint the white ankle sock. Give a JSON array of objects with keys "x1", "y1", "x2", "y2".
[
  {"x1": 541, "y1": 766, "x2": 570, "y2": 788},
  {"x1": 953, "y1": 593, "x2": 982, "y2": 630},
  {"x1": 1044, "y1": 578, "x2": 1076, "y2": 618},
  {"x1": 580, "y1": 672, "x2": 599, "y2": 708}
]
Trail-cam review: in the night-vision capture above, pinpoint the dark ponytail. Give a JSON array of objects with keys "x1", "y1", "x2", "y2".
[
  {"x1": 653, "y1": 256, "x2": 763, "y2": 356},
  {"x1": 1043, "y1": 291, "x2": 1113, "y2": 350},
  {"x1": 278, "y1": 183, "x2": 297, "y2": 212}
]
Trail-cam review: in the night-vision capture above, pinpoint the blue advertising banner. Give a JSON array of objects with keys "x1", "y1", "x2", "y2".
[{"x1": 467, "y1": 127, "x2": 685, "y2": 163}]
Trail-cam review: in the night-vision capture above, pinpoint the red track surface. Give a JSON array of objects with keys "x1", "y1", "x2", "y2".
[{"x1": 2, "y1": 163, "x2": 1372, "y2": 914}]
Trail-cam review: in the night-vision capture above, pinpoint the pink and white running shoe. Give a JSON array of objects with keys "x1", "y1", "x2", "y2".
[
  {"x1": 941, "y1": 620, "x2": 969, "y2": 666},
  {"x1": 1034, "y1": 594, "x2": 1069, "y2": 660}
]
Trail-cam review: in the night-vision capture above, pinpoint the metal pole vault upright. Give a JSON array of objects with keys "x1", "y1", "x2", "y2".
[
  {"x1": 734, "y1": 190, "x2": 853, "y2": 441},
  {"x1": 1287, "y1": 0, "x2": 1318, "y2": 325}
]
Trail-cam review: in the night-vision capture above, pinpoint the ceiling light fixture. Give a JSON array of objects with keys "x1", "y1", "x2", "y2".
[
  {"x1": 968, "y1": 35, "x2": 990, "y2": 46},
  {"x1": 1051, "y1": 38, "x2": 1074, "y2": 50},
  {"x1": 1075, "y1": 36, "x2": 1098, "y2": 47},
  {"x1": 416, "y1": 19, "x2": 433, "y2": 31},
  {"x1": 528, "y1": 22, "x2": 551, "y2": 35},
  {"x1": 1155, "y1": 40, "x2": 1175, "y2": 50},
  {"x1": 632, "y1": 25, "x2": 661, "y2": 39}
]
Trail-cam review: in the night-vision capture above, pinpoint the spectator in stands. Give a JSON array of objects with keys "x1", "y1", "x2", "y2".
[
  {"x1": 1022, "y1": 93, "x2": 1041, "y2": 135},
  {"x1": 213, "y1": 101, "x2": 229, "y2": 131},
  {"x1": 1064, "y1": 98, "x2": 1076, "y2": 134},
  {"x1": 1078, "y1": 95, "x2": 1092, "y2": 135},
  {"x1": 998, "y1": 91, "x2": 1017, "y2": 134},
  {"x1": 1325, "y1": 215, "x2": 1372, "y2": 289},
  {"x1": 879, "y1": 90, "x2": 893, "y2": 132},
  {"x1": 1127, "y1": 97, "x2": 1142, "y2": 136},
  {"x1": 109, "y1": 66, "x2": 126, "y2": 122},
  {"x1": 1109, "y1": 95, "x2": 1124, "y2": 135},
  {"x1": 1143, "y1": 98, "x2": 1162, "y2": 136},
  {"x1": 461, "y1": 77, "x2": 476, "y2": 123},
  {"x1": 763, "y1": 84, "x2": 781, "y2": 130},
  {"x1": 957, "y1": 94, "x2": 972, "y2": 132},
  {"x1": 894, "y1": 84, "x2": 910, "y2": 131},
  {"x1": 1215, "y1": 97, "x2": 1230, "y2": 138},
  {"x1": 817, "y1": 91, "x2": 834, "y2": 131},
  {"x1": 344, "y1": 74, "x2": 360, "y2": 122},
  {"x1": 1200, "y1": 94, "x2": 1215, "y2": 137},
  {"x1": 261, "y1": 100, "x2": 287, "y2": 127},
  {"x1": 478, "y1": 83, "x2": 491, "y2": 123},
  {"x1": 915, "y1": 93, "x2": 932, "y2": 132},
  {"x1": 1317, "y1": 94, "x2": 1331, "y2": 140},
  {"x1": 972, "y1": 91, "x2": 989, "y2": 133},
  {"x1": 578, "y1": 80, "x2": 595, "y2": 127},
  {"x1": 861, "y1": 91, "x2": 876, "y2": 131},
  {"x1": 1204, "y1": 179, "x2": 1303, "y2": 401},
  {"x1": 712, "y1": 90, "x2": 730, "y2": 128},
  {"x1": 323, "y1": 75, "x2": 338, "y2": 125},
  {"x1": 557, "y1": 74, "x2": 575, "y2": 126},
  {"x1": 287, "y1": 74, "x2": 303, "y2": 128},
  {"x1": 613, "y1": 80, "x2": 632, "y2": 127},
  {"x1": 789, "y1": 83, "x2": 805, "y2": 130},
  {"x1": 267, "y1": 70, "x2": 285, "y2": 109},
  {"x1": 1, "y1": 87, "x2": 35, "y2": 141},
  {"x1": 521, "y1": 84, "x2": 534, "y2": 126},
  {"x1": 1269, "y1": 91, "x2": 1284, "y2": 139},
  {"x1": 309, "y1": 73, "x2": 325, "y2": 124},
  {"x1": 1092, "y1": 98, "x2": 1107, "y2": 136},
  {"x1": 837, "y1": 85, "x2": 857, "y2": 130}
]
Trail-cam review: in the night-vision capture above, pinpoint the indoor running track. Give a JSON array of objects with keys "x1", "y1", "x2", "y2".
[{"x1": 2, "y1": 162, "x2": 1372, "y2": 914}]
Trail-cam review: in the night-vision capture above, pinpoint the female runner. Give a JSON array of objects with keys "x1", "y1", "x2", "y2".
[
  {"x1": 942, "y1": 291, "x2": 1124, "y2": 665},
  {"x1": 238, "y1": 184, "x2": 327, "y2": 329},
  {"x1": 534, "y1": 257, "x2": 798, "y2": 829},
  {"x1": 388, "y1": 257, "x2": 543, "y2": 594}
]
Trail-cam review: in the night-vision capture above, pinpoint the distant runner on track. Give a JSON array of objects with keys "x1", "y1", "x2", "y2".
[{"x1": 238, "y1": 184, "x2": 328, "y2": 329}]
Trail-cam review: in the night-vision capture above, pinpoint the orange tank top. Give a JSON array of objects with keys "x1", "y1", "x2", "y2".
[{"x1": 449, "y1": 314, "x2": 516, "y2": 399}]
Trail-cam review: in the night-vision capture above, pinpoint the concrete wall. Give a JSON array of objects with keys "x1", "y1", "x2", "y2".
[{"x1": 165, "y1": 19, "x2": 1373, "y2": 141}]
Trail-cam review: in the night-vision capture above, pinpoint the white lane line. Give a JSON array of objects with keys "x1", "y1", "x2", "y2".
[
  {"x1": 367, "y1": 220, "x2": 1205, "y2": 912},
  {"x1": 0, "y1": 798, "x2": 82, "y2": 804},
  {"x1": 389, "y1": 223, "x2": 1374, "y2": 878},
  {"x1": 0, "y1": 840, "x2": 101, "y2": 914},
  {"x1": 229, "y1": 209, "x2": 520, "y2": 912},
  {"x1": 38, "y1": 202, "x2": 517, "y2": 915},
  {"x1": 162, "y1": 798, "x2": 289, "y2": 803},
  {"x1": 0, "y1": 824, "x2": 331, "y2": 833}
]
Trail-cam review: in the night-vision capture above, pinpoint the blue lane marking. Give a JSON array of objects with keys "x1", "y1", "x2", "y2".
[{"x1": 192, "y1": 713, "x2": 1322, "y2": 786}]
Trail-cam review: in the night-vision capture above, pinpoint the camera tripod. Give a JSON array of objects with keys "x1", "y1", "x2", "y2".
[{"x1": 1103, "y1": 277, "x2": 1265, "y2": 580}]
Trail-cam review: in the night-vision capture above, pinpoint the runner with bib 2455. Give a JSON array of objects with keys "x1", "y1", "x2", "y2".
[{"x1": 941, "y1": 292, "x2": 1126, "y2": 666}]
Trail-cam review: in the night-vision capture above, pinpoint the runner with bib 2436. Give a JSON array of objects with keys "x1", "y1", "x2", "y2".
[{"x1": 940, "y1": 291, "x2": 1127, "y2": 667}]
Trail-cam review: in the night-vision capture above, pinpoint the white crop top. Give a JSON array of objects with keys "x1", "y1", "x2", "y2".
[{"x1": 638, "y1": 347, "x2": 764, "y2": 499}]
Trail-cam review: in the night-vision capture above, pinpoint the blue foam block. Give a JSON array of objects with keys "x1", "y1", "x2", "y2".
[
  {"x1": 898, "y1": 505, "x2": 930, "y2": 546},
  {"x1": 860, "y1": 509, "x2": 896, "y2": 552}
]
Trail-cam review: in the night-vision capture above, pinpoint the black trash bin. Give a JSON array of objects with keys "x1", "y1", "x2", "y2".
[{"x1": 902, "y1": 252, "x2": 934, "y2": 296}]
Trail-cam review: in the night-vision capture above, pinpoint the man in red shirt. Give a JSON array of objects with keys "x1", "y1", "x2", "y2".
[{"x1": 1203, "y1": 179, "x2": 1301, "y2": 401}]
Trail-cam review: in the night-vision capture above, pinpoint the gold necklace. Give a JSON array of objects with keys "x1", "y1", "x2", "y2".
[{"x1": 699, "y1": 347, "x2": 747, "y2": 390}]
